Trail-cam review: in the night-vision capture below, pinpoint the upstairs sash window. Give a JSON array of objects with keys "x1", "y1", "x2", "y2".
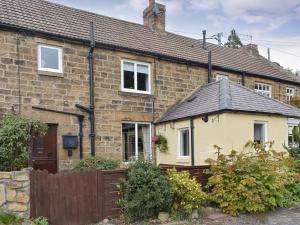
[{"x1": 121, "y1": 60, "x2": 151, "y2": 94}]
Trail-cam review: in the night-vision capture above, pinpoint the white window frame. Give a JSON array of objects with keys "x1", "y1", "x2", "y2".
[
  {"x1": 255, "y1": 82, "x2": 272, "y2": 97},
  {"x1": 121, "y1": 59, "x2": 151, "y2": 94},
  {"x1": 286, "y1": 87, "x2": 294, "y2": 102},
  {"x1": 178, "y1": 128, "x2": 190, "y2": 158},
  {"x1": 122, "y1": 121, "x2": 152, "y2": 161},
  {"x1": 216, "y1": 74, "x2": 228, "y2": 81},
  {"x1": 38, "y1": 44, "x2": 63, "y2": 73},
  {"x1": 254, "y1": 121, "x2": 268, "y2": 144}
]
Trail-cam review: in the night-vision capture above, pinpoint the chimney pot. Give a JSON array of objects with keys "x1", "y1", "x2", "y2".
[
  {"x1": 143, "y1": 1, "x2": 166, "y2": 33},
  {"x1": 242, "y1": 44, "x2": 259, "y2": 56},
  {"x1": 149, "y1": 0, "x2": 155, "y2": 5}
]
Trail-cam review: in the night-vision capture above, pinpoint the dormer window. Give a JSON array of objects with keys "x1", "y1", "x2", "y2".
[
  {"x1": 38, "y1": 44, "x2": 63, "y2": 73},
  {"x1": 121, "y1": 60, "x2": 151, "y2": 94}
]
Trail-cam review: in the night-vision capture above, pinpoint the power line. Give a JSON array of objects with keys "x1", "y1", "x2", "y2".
[{"x1": 259, "y1": 44, "x2": 300, "y2": 58}]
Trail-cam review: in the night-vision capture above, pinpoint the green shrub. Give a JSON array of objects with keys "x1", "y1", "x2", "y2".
[
  {"x1": 0, "y1": 114, "x2": 47, "y2": 171},
  {"x1": 72, "y1": 157, "x2": 121, "y2": 171},
  {"x1": 119, "y1": 160, "x2": 174, "y2": 222},
  {"x1": 31, "y1": 216, "x2": 49, "y2": 225},
  {"x1": 167, "y1": 168, "x2": 207, "y2": 215},
  {"x1": 206, "y1": 143, "x2": 297, "y2": 216},
  {"x1": 0, "y1": 212, "x2": 23, "y2": 225}
]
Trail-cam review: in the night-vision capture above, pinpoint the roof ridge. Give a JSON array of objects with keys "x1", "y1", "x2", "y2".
[{"x1": 229, "y1": 80, "x2": 300, "y2": 112}]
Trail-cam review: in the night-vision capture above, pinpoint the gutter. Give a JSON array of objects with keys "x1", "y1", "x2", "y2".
[
  {"x1": 155, "y1": 109, "x2": 300, "y2": 125},
  {"x1": 1, "y1": 23, "x2": 299, "y2": 85}
]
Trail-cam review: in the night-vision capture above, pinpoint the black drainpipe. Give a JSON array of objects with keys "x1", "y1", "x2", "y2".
[
  {"x1": 190, "y1": 117, "x2": 195, "y2": 166},
  {"x1": 242, "y1": 71, "x2": 246, "y2": 86},
  {"x1": 75, "y1": 22, "x2": 96, "y2": 157},
  {"x1": 32, "y1": 106, "x2": 85, "y2": 159},
  {"x1": 208, "y1": 51, "x2": 212, "y2": 83},
  {"x1": 89, "y1": 22, "x2": 96, "y2": 157}
]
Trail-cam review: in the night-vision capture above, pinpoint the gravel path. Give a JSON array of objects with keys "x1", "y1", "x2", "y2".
[
  {"x1": 167, "y1": 204, "x2": 300, "y2": 225},
  {"x1": 98, "y1": 205, "x2": 300, "y2": 225}
]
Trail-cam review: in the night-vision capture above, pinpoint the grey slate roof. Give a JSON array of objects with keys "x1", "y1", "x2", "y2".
[
  {"x1": 0, "y1": 0, "x2": 299, "y2": 84},
  {"x1": 156, "y1": 79, "x2": 300, "y2": 123}
]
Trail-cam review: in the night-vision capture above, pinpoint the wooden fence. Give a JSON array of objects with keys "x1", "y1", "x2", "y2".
[{"x1": 30, "y1": 165, "x2": 210, "y2": 225}]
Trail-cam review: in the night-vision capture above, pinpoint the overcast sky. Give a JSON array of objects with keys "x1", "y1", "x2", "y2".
[{"x1": 49, "y1": 0, "x2": 300, "y2": 72}]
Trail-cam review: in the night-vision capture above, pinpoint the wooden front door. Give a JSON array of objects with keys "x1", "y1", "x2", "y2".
[{"x1": 31, "y1": 124, "x2": 58, "y2": 173}]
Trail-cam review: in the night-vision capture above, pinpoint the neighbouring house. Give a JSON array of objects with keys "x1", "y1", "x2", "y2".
[
  {"x1": 0, "y1": 0, "x2": 300, "y2": 172},
  {"x1": 155, "y1": 79, "x2": 300, "y2": 165}
]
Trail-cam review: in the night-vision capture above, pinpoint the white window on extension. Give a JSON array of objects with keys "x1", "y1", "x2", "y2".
[
  {"x1": 121, "y1": 60, "x2": 151, "y2": 94},
  {"x1": 255, "y1": 82, "x2": 272, "y2": 97},
  {"x1": 286, "y1": 87, "x2": 294, "y2": 102},
  {"x1": 122, "y1": 122, "x2": 151, "y2": 161},
  {"x1": 178, "y1": 128, "x2": 190, "y2": 157},
  {"x1": 38, "y1": 44, "x2": 63, "y2": 73},
  {"x1": 254, "y1": 122, "x2": 267, "y2": 145}
]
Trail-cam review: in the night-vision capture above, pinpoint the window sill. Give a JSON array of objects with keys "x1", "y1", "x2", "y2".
[
  {"x1": 38, "y1": 70, "x2": 64, "y2": 78},
  {"x1": 118, "y1": 91, "x2": 155, "y2": 98},
  {"x1": 176, "y1": 157, "x2": 190, "y2": 162}
]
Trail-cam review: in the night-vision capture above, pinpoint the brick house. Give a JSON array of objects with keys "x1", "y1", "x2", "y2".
[{"x1": 0, "y1": 0, "x2": 299, "y2": 172}]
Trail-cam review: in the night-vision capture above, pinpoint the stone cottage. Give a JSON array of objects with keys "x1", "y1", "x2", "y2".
[{"x1": 0, "y1": 0, "x2": 300, "y2": 171}]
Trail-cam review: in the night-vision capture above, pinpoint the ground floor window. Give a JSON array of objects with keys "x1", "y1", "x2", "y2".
[
  {"x1": 254, "y1": 122, "x2": 267, "y2": 144},
  {"x1": 178, "y1": 128, "x2": 189, "y2": 157},
  {"x1": 122, "y1": 122, "x2": 151, "y2": 161}
]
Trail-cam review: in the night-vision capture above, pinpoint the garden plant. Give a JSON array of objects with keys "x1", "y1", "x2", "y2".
[
  {"x1": 206, "y1": 141, "x2": 300, "y2": 216},
  {"x1": 72, "y1": 157, "x2": 121, "y2": 171},
  {"x1": 0, "y1": 114, "x2": 47, "y2": 171},
  {"x1": 119, "y1": 160, "x2": 174, "y2": 222}
]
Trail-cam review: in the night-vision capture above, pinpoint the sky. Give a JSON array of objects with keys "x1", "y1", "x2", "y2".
[{"x1": 49, "y1": 0, "x2": 300, "y2": 72}]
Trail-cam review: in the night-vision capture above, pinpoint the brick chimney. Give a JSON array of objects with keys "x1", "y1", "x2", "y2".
[
  {"x1": 143, "y1": 0, "x2": 166, "y2": 33},
  {"x1": 241, "y1": 44, "x2": 259, "y2": 56}
]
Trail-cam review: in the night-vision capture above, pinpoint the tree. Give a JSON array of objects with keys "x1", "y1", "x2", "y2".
[{"x1": 224, "y1": 29, "x2": 243, "y2": 49}]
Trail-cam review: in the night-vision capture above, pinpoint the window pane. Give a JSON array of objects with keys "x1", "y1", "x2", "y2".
[
  {"x1": 41, "y1": 47, "x2": 59, "y2": 70},
  {"x1": 254, "y1": 123, "x2": 265, "y2": 144},
  {"x1": 137, "y1": 64, "x2": 149, "y2": 91},
  {"x1": 36, "y1": 136, "x2": 44, "y2": 154},
  {"x1": 137, "y1": 124, "x2": 151, "y2": 160},
  {"x1": 123, "y1": 62, "x2": 135, "y2": 90},
  {"x1": 180, "y1": 130, "x2": 189, "y2": 156},
  {"x1": 122, "y1": 123, "x2": 136, "y2": 161}
]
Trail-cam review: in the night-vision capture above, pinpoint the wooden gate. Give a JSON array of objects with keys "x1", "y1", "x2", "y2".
[{"x1": 30, "y1": 169, "x2": 126, "y2": 225}]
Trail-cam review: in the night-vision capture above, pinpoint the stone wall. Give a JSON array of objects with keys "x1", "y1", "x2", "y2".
[{"x1": 0, "y1": 168, "x2": 30, "y2": 218}]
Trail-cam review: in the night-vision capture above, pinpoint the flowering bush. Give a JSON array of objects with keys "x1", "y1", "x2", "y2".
[
  {"x1": 167, "y1": 168, "x2": 207, "y2": 214},
  {"x1": 206, "y1": 142, "x2": 298, "y2": 216}
]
